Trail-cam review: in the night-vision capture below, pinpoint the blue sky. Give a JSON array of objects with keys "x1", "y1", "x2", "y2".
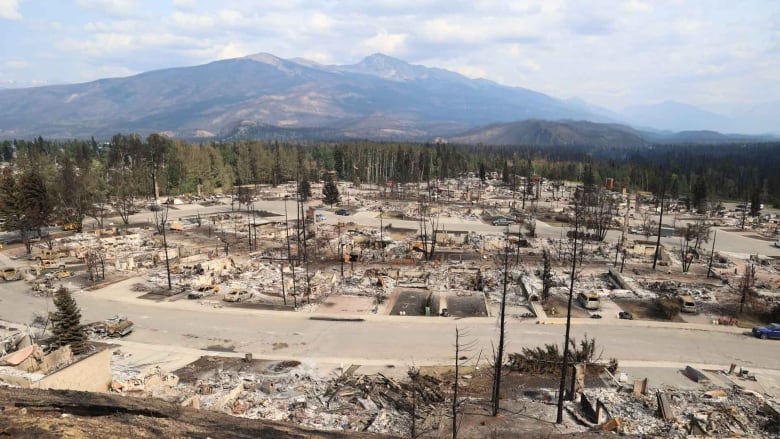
[{"x1": 1, "y1": 0, "x2": 779, "y2": 112}]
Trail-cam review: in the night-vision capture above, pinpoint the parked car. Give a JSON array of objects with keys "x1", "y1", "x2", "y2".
[
  {"x1": 39, "y1": 259, "x2": 66, "y2": 270},
  {"x1": 52, "y1": 270, "x2": 73, "y2": 279},
  {"x1": 188, "y1": 285, "x2": 220, "y2": 299},
  {"x1": 492, "y1": 217, "x2": 514, "y2": 226},
  {"x1": 315, "y1": 213, "x2": 327, "y2": 222},
  {"x1": 335, "y1": 209, "x2": 350, "y2": 216},
  {"x1": 224, "y1": 290, "x2": 253, "y2": 302},
  {"x1": 85, "y1": 316, "x2": 134, "y2": 338},
  {"x1": 775, "y1": 239, "x2": 780, "y2": 249},
  {"x1": 577, "y1": 292, "x2": 601, "y2": 310},
  {"x1": 1, "y1": 267, "x2": 21, "y2": 281},
  {"x1": 752, "y1": 323, "x2": 780, "y2": 340},
  {"x1": 678, "y1": 295, "x2": 697, "y2": 313}
]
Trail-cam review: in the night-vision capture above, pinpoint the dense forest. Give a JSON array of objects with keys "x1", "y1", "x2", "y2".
[{"x1": 0, "y1": 135, "x2": 778, "y2": 242}]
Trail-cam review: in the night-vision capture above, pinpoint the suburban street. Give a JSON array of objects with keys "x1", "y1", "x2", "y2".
[
  {"x1": 0, "y1": 261, "x2": 778, "y2": 374},
  {"x1": 2, "y1": 199, "x2": 779, "y2": 393}
]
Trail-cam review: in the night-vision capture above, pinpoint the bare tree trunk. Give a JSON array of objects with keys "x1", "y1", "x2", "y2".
[
  {"x1": 491, "y1": 230, "x2": 509, "y2": 416},
  {"x1": 557, "y1": 200, "x2": 580, "y2": 424}
]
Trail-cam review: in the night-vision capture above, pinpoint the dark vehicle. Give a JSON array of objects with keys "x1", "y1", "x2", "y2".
[
  {"x1": 752, "y1": 323, "x2": 780, "y2": 340},
  {"x1": 618, "y1": 311, "x2": 633, "y2": 320},
  {"x1": 492, "y1": 217, "x2": 514, "y2": 226},
  {"x1": 335, "y1": 209, "x2": 350, "y2": 216}
]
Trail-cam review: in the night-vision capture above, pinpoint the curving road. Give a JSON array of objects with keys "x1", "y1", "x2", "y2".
[
  {"x1": 1, "y1": 274, "x2": 777, "y2": 375},
  {"x1": 2, "y1": 199, "x2": 779, "y2": 387}
]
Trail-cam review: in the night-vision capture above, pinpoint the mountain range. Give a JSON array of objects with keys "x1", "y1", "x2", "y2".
[{"x1": 0, "y1": 53, "x2": 775, "y2": 144}]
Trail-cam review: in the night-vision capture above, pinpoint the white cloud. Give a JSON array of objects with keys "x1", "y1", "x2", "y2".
[
  {"x1": 453, "y1": 65, "x2": 486, "y2": 78},
  {"x1": 216, "y1": 42, "x2": 250, "y2": 60},
  {"x1": 358, "y1": 31, "x2": 408, "y2": 56},
  {"x1": 308, "y1": 12, "x2": 333, "y2": 32},
  {"x1": 625, "y1": 0, "x2": 652, "y2": 13},
  {"x1": 172, "y1": 0, "x2": 197, "y2": 10},
  {"x1": 171, "y1": 11, "x2": 215, "y2": 29},
  {"x1": 0, "y1": 0, "x2": 22, "y2": 20},
  {"x1": 1, "y1": 0, "x2": 778, "y2": 111},
  {"x1": 75, "y1": 0, "x2": 136, "y2": 18},
  {"x1": 5, "y1": 60, "x2": 29, "y2": 69}
]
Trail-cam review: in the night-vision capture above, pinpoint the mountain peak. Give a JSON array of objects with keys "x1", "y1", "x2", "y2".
[
  {"x1": 340, "y1": 53, "x2": 426, "y2": 81},
  {"x1": 244, "y1": 52, "x2": 285, "y2": 67},
  {"x1": 360, "y1": 53, "x2": 407, "y2": 64}
]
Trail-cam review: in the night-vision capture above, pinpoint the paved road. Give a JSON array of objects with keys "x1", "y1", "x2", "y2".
[
  {"x1": 2, "y1": 199, "x2": 779, "y2": 379},
  {"x1": 1, "y1": 274, "x2": 777, "y2": 374}
]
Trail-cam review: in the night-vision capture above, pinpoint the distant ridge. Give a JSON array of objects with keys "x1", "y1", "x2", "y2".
[
  {"x1": 0, "y1": 52, "x2": 775, "y2": 143},
  {"x1": 0, "y1": 52, "x2": 609, "y2": 140}
]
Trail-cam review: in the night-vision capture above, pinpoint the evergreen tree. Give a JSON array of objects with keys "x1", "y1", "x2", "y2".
[
  {"x1": 691, "y1": 175, "x2": 708, "y2": 213},
  {"x1": 51, "y1": 287, "x2": 88, "y2": 355},
  {"x1": 750, "y1": 187, "x2": 761, "y2": 216},
  {"x1": 582, "y1": 164, "x2": 596, "y2": 187},
  {"x1": 322, "y1": 179, "x2": 340, "y2": 207},
  {"x1": 299, "y1": 179, "x2": 312, "y2": 202},
  {"x1": 479, "y1": 162, "x2": 486, "y2": 182}
]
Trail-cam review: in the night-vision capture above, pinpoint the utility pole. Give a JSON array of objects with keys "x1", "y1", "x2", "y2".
[
  {"x1": 653, "y1": 181, "x2": 666, "y2": 271},
  {"x1": 339, "y1": 241, "x2": 345, "y2": 278},
  {"x1": 160, "y1": 206, "x2": 172, "y2": 291},
  {"x1": 620, "y1": 192, "x2": 630, "y2": 252},
  {"x1": 557, "y1": 202, "x2": 580, "y2": 424},
  {"x1": 284, "y1": 195, "x2": 297, "y2": 308},
  {"x1": 707, "y1": 230, "x2": 717, "y2": 278},
  {"x1": 280, "y1": 261, "x2": 287, "y2": 305},
  {"x1": 247, "y1": 203, "x2": 253, "y2": 252}
]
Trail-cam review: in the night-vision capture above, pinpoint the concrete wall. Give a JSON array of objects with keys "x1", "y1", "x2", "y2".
[{"x1": 36, "y1": 348, "x2": 111, "y2": 393}]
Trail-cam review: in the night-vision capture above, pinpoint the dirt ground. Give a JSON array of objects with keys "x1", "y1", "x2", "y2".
[
  {"x1": 543, "y1": 295, "x2": 591, "y2": 319},
  {"x1": 0, "y1": 386, "x2": 388, "y2": 439},
  {"x1": 414, "y1": 365, "x2": 617, "y2": 439},
  {"x1": 388, "y1": 288, "x2": 432, "y2": 316},
  {"x1": 319, "y1": 295, "x2": 377, "y2": 315},
  {"x1": 612, "y1": 299, "x2": 685, "y2": 322}
]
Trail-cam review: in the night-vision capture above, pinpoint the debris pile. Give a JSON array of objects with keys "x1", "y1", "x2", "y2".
[{"x1": 581, "y1": 386, "x2": 778, "y2": 438}]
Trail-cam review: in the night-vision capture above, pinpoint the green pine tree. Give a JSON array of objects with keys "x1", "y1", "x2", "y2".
[
  {"x1": 322, "y1": 179, "x2": 340, "y2": 207},
  {"x1": 51, "y1": 287, "x2": 88, "y2": 355},
  {"x1": 299, "y1": 179, "x2": 312, "y2": 202}
]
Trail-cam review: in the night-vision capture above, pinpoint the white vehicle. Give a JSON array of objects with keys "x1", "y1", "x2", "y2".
[
  {"x1": 775, "y1": 239, "x2": 780, "y2": 249},
  {"x1": 577, "y1": 292, "x2": 601, "y2": 310}
]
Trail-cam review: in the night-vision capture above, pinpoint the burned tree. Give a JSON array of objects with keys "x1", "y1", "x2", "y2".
[
  {"x1": 739, "y1": 264, "x2": 756, "y2": 314},
  {"x1": 415, "y1": 197, "x2": 441, "y2": 261},
  {"x1": 153, "y1": 204, "x2": 172, "y2": 290},
  {"x1": 557, "y1": 194, "x2": 584, "y2": 424},
  {"x1": 577, "y1": 186, "x2": 616, "y2": 241},
  {"x1": 451, "y1": 327, "x2": 475, "y2": 438},
  {"x1": 84, "y1": 248, "x2": 106, "y2": 282},
  {"x1": 491, "y1": 233, "x2": 510, "y2": 416},
  {"x1": 679, "y1": 220, "x2": 711, "y2": 273},
  {"x1": 542, "y1": 249, "x2": 553, "y2": 304}
]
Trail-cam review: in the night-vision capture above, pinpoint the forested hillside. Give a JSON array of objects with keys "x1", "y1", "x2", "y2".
[{"x1": 1, "y1": 137, "x2": 778, "y2": 238}]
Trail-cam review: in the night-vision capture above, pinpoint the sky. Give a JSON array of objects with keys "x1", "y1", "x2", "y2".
[{"x1": 1, "y1": 0, "x2": 779, "y2": 113}]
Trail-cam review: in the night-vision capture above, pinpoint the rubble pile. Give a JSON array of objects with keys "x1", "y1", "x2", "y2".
[
  {"x1": 582, "y1": 386, "x2": 778, "y2": 438},
  {"x1": 155, "y1": 360, "x2": 446, "y2": 435}
]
